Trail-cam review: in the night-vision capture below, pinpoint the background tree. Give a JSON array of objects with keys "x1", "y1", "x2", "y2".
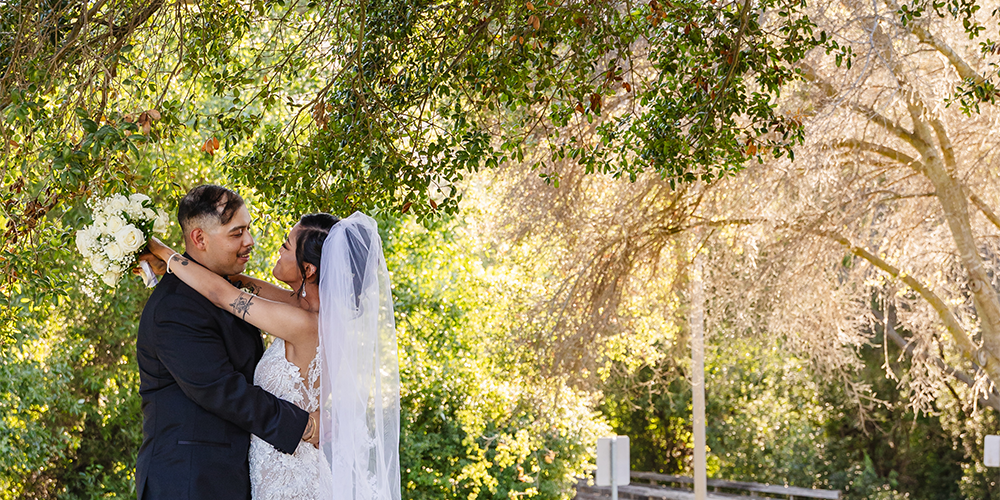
[{"x1": 465, "y1": 1, "x2": 1000, "y2": 497}]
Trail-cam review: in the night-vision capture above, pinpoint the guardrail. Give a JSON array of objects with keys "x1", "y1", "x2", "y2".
[{"x1": 575, "y1": 471, "x2": 841, "y2": 500}]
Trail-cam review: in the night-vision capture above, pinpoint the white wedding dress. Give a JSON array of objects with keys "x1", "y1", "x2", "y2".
[{"x1": 250, "y1": 337, "x2": 333, "y2": 499}]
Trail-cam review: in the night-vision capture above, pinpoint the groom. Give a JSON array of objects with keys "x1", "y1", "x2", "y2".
[{"x1": 136, "y1": 185, "x2": 315, "y2": 499}]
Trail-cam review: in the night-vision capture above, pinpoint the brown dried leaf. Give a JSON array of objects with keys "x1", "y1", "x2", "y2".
[
  {"x1": 147, "y1": 109, "x2": 161, "y2": 120},
  {"x1": 589, "y1": 93, "x2": 602, "y2": 113}
]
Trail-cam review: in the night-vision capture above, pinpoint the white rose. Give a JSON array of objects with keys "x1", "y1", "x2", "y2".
[
  {"x1": 126, "y1": 200, "x2": 146, "y2": 218},
  {"x1": 106, "y1": 195, "x2": 129, "y2": 215},
  {"x1": 76, "y1": 228, "x2": 94, "y2": 257},
  {"x1": 129, "y1": 193, "x2": 151, "y2": 205},
  {"x1": 108, "y1": 262, "x2": 124, "y2": 275},
  {"x1": 104, "y1": 241, "x2": 125, "y2": 262},
  {"x1": 90, "y1": 254, "x2": 109, "y2": 274},
  {"x1": 153, "y1": 210, "x2": 170, "y2": 234},
  {"x1": 115, "y1": 224, "x2": 145, "y2": 253},
  {"x1": 143, "y1": 208, "x2": 157, "y2": 221},
  {"x1": 104, "y1": 215, "x2": 126, "y2": 234},
  {"x1": 102, "y1": 270, "x2": 120, "y2": 287},
  {"x1": 91, "y1": 214, "x2": 107, "y2": 231}
]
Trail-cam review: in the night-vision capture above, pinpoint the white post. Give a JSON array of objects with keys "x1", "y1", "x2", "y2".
[
  {"x1": 985, "y1": 435, "x2": 1000, "y2": 490},
  {"x1": 597, "y1": 436, "x2": 629, "y2": 497},
  {"x1": 610, "y1": 436, "x2": 618, "y2": 500},
  {"x1": 691, "y1": 249, "x2": 707, "y2": 500}
]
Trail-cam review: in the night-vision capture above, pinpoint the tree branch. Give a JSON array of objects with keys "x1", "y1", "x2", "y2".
[
  {"x1": 930, "y1": 118, "x2": 957, "y2": 172},
  {"x1": 813, "y1": 229, "x2": 979, "y2": 361},
  {"x1": 799, "y1": 63, "x2": 919, "y2": 147},
  {"x1": 908, "y1": 23, "x2": 985, "y2": 85},
  {"x1": 875, "y1": 305, "x2": 1000, "y2": 411},
  {"x1": 828, "y1": 138, "x2": 925, "y2": 171},
  {"x1": 968, "y1": 191, "x2": 1000, "y2": 232}
]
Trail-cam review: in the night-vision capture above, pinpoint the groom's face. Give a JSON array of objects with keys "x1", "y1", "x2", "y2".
[{"x1": 198, "y1": 204, "x2": 255, "y2": 276}]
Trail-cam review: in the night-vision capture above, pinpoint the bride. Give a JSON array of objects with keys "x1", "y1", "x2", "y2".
[{"x1": 146, "y1": 212, "x2": 400, "y2": 500}]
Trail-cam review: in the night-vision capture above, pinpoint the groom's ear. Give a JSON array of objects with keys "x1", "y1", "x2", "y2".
[{"x1": 189, "y1": 227, "x2": 209, "y2": 251}]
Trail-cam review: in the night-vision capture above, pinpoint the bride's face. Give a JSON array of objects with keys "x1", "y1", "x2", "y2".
[{"x1": 272, "y1": 223, "x2": 302, "y2": 285}]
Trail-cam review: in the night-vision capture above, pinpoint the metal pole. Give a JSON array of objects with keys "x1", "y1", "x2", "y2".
[
  {"x1": 611, "y1": 436, "x2": 618, "y2": 500},
  {"x1": 692, "y1": 250, "x2": 707, "y2": 500}
]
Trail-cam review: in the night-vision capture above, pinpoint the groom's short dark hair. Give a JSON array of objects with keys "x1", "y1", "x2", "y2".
[{"x1": 177, "y1": 185, "x2": 245, "y2": 233}]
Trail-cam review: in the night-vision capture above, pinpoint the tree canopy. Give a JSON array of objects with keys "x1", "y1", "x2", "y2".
[{"x1": 6, "y1": 0, "x2": 1000, "y2": 498}]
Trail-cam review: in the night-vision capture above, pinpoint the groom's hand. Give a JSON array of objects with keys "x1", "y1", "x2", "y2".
[{"x1": 303, "y1": 410, "x2": 320, "y2": 448}]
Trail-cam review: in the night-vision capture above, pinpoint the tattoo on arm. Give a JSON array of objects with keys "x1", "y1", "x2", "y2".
[{"x1": 229, "y1": 292, "x2": 254, "y2": 320}]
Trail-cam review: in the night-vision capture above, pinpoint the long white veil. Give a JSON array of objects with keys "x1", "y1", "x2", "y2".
[{"x1": 318, "y1": 212, "x2": 400, "y2": 500}]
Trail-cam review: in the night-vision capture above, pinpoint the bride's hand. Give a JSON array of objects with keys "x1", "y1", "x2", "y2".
[
  {"x1": 303, "y1": 410, "x2": 320, "y2": 448},
  {"x1": 135, "y1": 252, "x2": 167, "y2": 276},
  {"x1": 146, "y1": 236, "x2": 176, "y2": 262},
  {"x1": 133, "y1": 237, "x2": 175, "y2": 276}
]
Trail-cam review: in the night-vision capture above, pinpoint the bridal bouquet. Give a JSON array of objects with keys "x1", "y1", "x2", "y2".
[{"x1": 76, "y1": 193, "x2": 169, "y2": 287}]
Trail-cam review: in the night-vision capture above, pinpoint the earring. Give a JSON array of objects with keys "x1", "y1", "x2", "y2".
[{"x1": 302, "y1": 288, "x2": 307, "y2": 298}]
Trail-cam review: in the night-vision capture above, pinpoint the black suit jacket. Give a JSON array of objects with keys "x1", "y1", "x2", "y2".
[{"x1": 135, "y1": 266, "x2": 308, "y2": 500}]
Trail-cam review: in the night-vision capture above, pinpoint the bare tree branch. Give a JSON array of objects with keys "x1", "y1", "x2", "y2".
[
  {"x1": 799, "y1": 63, "x2": 919, "y2": 147},
  {"x1": 874, "y1": 304, "x2": 1000, "y2": 412},
  {"x1": 930, "y1": 118, "x2": 957, "y2": 172},
  {"x1": 909, "y1": 24, "x2": 986, "y2": 85},
  {"x1": 813, "y1": 228, "x2": 979, "y2": 361},
  {"x1": 829, "y1": 138, "x2": 925, "y2": 170},
  {"x1": 969, "y1": 191, "x2": 1000, "y2": 232}
]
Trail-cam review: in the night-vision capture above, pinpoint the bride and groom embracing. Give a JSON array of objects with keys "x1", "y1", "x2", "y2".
[{"x1": 135, "y1": 185, "x2": 400, "y2": 500}]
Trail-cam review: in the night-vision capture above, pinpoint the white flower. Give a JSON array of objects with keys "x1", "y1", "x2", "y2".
[
  {"x1": 115, "y1": 224, "x2": 146, "y2": 253},
  {"x1": 104, "y1": 215, "x2": 126, "y2": 234},
  {"x1": 143, "y1": 208, "x2": 157, "y2": 220},
  {"x1": 129, "y1": 193, "x2": 151, "y2": 205},
  {"x1": 91, "y1": 199, "x2": 109, "y2": 219},
  {"x1": 91, "y1": 214, "x2": 108, "y2": 232},
  {"x1": 90, "y1": 254, "x2": 109, "y2": 274},
  {"x1": 153, "y1": 210, "x2": 170, "y2": 234},
  {"x1": 76, "y1": 227, "x2": 95, "y2": 257},
  {"x1": 126, "y1": 200, "x2": 146, "y2": 219},
  {"x1": 102, "y1": 270, "x2": 120, "y2": 287},
  {"x1": 106, "y1": 195, "x2": 129, "y2": 215},
  {"x1": 104, "y1": 241, "x2": 125, "y2": 262},
  {"x1": 108, "y1": 262, "x2": 124, "y2": 275}
]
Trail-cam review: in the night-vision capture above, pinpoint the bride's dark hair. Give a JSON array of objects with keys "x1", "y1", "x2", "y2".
[{"x1": 295, "y1": 213, "x2": 340, "y2": 297}]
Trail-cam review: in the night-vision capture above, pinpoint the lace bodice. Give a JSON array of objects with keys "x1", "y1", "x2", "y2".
[
  {"x1": 250, "y1": 338, "x2": 332, "y2": 499},
  {"x1": 255, "y1": 338, "x2": 320, "y2": 411}
]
